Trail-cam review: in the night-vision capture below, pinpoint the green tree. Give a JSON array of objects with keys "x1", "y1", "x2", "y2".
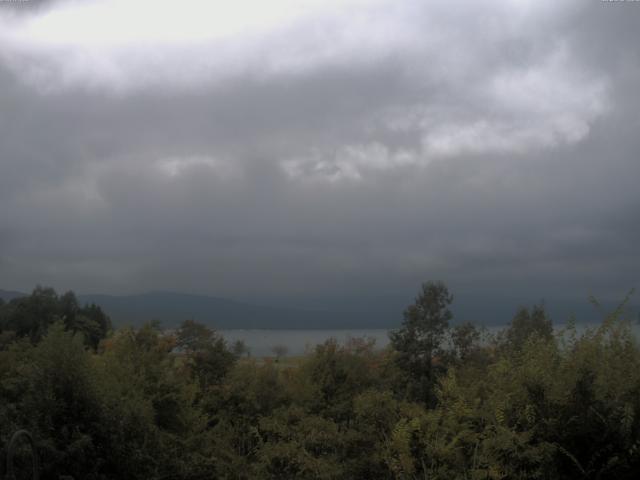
[
  {"x1": 3, "y1": 322, "x2": 107, "y2": 479},
  {"x1": 257, "y1": 406, "x2": 344, "y2": 479},
  {"x1": 60, "y1": 291, "x2": 112, "y2": 349},
  {"x1": 0, "y1": 287, "x2": 111, "y2": 349},
  {"x1": 98, "y1": 322, "x2": 207, "y2": 479},
  {"x1": 176, "y1": 319, "x2": 236, "y2": 389},
  {"x1": 0, "y1": 286, "x2": 59, "y2": 342},
  {"x1": 503, "y1": 303, "x2": 553, "y2": 353},
  {"x1": 295, "y1": 338, "x2": 380, "y2": 423},
  {"x1": 202, "y1": 360, "x2": 289, "y2": 478},
  {"x1": 75, "y1": 302, "x2": 112, "y2": 349},
  {"x1": 389, "y1": 281, "x2": 453, "y2": 404},
  {"x1": 450, "y1": 321, "x2": 482, "y2": 362},
  {"x1": 176, "y1": 319, "x2": 215, "y2": 352}
]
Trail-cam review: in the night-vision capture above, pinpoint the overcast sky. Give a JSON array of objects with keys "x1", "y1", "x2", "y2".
[{"x1": 0, "y1": 0, "x2": 638, "y2": 313}]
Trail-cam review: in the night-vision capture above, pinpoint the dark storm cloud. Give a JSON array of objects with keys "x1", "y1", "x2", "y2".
[{"x1": 0, "y1": 0, "x2": 637, "y2": 314}]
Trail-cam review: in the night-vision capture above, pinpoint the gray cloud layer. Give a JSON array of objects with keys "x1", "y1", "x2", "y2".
[{"x1": 0, "y1": 0, "x2": 638, "y2": 315}]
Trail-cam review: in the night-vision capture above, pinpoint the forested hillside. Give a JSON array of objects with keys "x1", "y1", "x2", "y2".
[{"x1": 1, "y1": 284, "x2": 639, "y2": 479}]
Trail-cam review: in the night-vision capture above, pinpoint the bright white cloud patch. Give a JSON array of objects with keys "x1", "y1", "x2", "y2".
[
  {"x1": 282, "y1": 143, "x2": 417, "y2": 182},
  {"x1": 282, "y1": 45, "x2": 609, "y2": 181},
  {"x1": 157, "y1": 156, "x2": 237, "y2": 179},
  {"x1": 0, "y1": 0, "x2": 398, "y2": 91},
  {"x1": 0, "y1": 0, "x2": 609, "y2": 184}
]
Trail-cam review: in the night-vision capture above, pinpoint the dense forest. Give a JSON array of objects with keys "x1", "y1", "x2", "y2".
[{"x1": 0, "y1": 283, "x2": 639, "y2": 479}]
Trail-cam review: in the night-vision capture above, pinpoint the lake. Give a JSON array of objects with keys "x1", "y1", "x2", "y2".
[{"x1": 221, "y1": 322, "x2": 640, "y2": 357}]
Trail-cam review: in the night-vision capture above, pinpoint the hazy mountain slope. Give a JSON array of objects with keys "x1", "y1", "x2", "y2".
[
  {"x1": 0, "y1": 289, "x2": 26, "y2": 302},
  {"x1": 2, "y1": 288, "x2": 637, "y2": 329},
  {"x1": 77, "y1": 292, "x2": 391, "y2": 329}
]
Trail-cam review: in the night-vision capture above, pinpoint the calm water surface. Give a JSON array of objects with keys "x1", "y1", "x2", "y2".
[{"x1": 221, "y1": 323, "x2": 640, "y2": 357}]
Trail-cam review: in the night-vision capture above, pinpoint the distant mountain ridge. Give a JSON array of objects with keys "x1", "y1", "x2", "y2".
[
  {"x1": 2, "y1": 288, "x2": 638, "y2": 329},
  {"x1": 78, "y1": 291, "x2": 392, "y2": 329},
  {"x1": 1, "y1": 289, "x2": 390, "y2": 329},
  {"x1": 0, "y1": 289, "x2": 26, "y2": 302}
]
